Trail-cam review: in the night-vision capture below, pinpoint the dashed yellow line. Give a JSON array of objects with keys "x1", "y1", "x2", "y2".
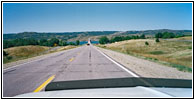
[
  {"x1": 33, "y1": 75, "x2": 55, "y2": 92},
  {"x1": 69, "y1": 57, "x2": 74, "y2": 62}
]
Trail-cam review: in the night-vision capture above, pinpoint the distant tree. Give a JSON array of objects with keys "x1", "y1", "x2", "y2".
[
  {"x1": 110, "y1": 38, "x2": 115, "y2": 43},
  {"x1": 39, "y1": 39, "x2": 48, "y2": 46},
  {"x1": 59, "y1": 41, "x2": 68, "y2": 46},
  {"x1": 110, "y1": 36, "x2": 123, "y2": 43},
  {"x1": 59, "y1": 41, "x2": 63, "y2": 46},
  {"x1": 27, "y1": 38, "x2": 39, "y2": 45},
  {"x1": 145, "y1": 41, "x2": 149, "y2": 45},
  {"x1": 114, "y1": 36, "x2": 123, "y2": 41},
  {"x1": 155, "y1": 38, "x2": 160, "y2": 42},
  {"x1": 69, "y1": 42, "x2": 76, "y2": 45},
  {"x1": 155, "y1": 33, "x2": 163, "y2": 38},
  {"x1": 48, "y1": 38, "x2": 59, "y2": 46},
  {"x1": 140, "y1": 34, "x2": 146, "y2": 39},
  {"x1": 76, "y1": 40, "x2": 80, "y2": 45},
  {"x1": 99, "y1": 36, "x2": 109, "y2": 44},
  {"x1": 3, "y1": 38, "x2": 40, "y2": 49},
  {"x1": 132, "y1": 35, "x2": 139, "y2": 39},
  {"x1": 63, "y1": 41, "x2": 68, "y2": 46},
  {"x1": 110, "y1": 36, "x2": 132, "y2": 43},
  {"x1": 13, "y1": 39, "x2": 24, "y2": 46},
  {"x1": 124, "y1": 36, "x2": 131, "y2": 40},
  {"x1": 162, "y1": 32, "x2": 175, "y2": 38},
  {"x1": 3, "y1": 40, "x2": 14, "y2": 49}
]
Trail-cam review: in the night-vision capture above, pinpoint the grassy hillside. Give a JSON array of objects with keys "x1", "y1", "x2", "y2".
[
  {"x1": 98, "y1": 36, "x2": 192, "y2": 72},
  {"x1": 3, "y1": 46, "x2": 50, "y2": 64},
  {"x1": 3, "y1": 45, "x2": 78, "y2": 64}
]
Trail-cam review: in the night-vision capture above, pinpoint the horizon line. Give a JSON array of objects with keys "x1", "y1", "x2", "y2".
[{"x1": 3, "y1": 29, "x2": 192, "y2": 34}]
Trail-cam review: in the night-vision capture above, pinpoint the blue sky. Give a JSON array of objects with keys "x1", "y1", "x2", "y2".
[{"x1": 3, "y1": 3, "x2": 192, "y2": 33}]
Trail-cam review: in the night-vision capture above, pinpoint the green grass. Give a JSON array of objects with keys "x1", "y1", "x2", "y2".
[
  {"x1": 188, "y1": 46, "x2": 192, "y2": 49},
  {"x1": 145, "y1": 57, "x2": 158, "y2": 61},
  {"x1": 149, "y1": 51, "x2": 164, "y2": 55},
  {"x1": 3, "y1": 57, "x2": 11, "y2": 63},
  {"x1": 171, "y1": 64, "x2": 192, "y2": 72}
]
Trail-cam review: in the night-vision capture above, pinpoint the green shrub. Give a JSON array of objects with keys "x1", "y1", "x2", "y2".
[
  {"x1": 149, "y1": 51, "x2": 164, "y2": 55},
  {"x1": 76, "y1": 40, "x2": 80, "y2": 45},
  {"x1": 99, "y1": 36, "x2": 109, "y2": 44},
  {"x1": 188, "y1": 46, "x2": 192, "y2": 49},
  {"x1": 3, "y1": 50, "x2": 8, "y2": 56},
  {"x1": 155, "y1": 38, "x2": 160, "y2": 42},
  {"x1": 171, "y1": 64, "x2": 192, "y2": 72},
  {"x1": 145, "y1": 41, "x2": 149, "y2": 45},
  {"x1": 6, "y1": 56, "x2": 12, "y2": 60}
]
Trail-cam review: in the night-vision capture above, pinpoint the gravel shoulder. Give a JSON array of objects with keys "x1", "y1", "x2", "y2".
[{"x1": 97, "y1": 47, "x2": 192, "y2": 79}]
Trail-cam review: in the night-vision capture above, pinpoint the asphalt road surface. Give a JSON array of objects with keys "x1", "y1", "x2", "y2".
[{"x1": 3, "y1": 45, "x2": 137, "y2": 97}]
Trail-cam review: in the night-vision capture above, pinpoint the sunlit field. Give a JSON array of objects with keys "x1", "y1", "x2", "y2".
[{"x1": 99, "y1": 36, "x2": 192, "y2": 72}]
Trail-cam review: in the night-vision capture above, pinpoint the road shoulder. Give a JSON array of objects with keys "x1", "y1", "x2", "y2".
[{"x1": 97, "y1": 47, "x2": 192, "y2": 79}]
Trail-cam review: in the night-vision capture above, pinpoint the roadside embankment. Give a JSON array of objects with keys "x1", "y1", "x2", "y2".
[
  {"x1": 97, "y1": 47, "x2": 192, "y2": 79},
  {"x1": 3, "y1": 45, "x2": 78, "y2": 69}
]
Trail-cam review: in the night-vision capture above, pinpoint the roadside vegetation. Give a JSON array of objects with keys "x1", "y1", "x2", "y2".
[
  {"x1": 3, "y1": 37, "x2": 81, "y2": 64},
  {"x1": 3, "y1": 45, "x2": 78, "y2": 64},
  {"x1": 99, "y1": 34, "x2": 146, "y2": 44},
  {"x1": 98, "y1": 32, "x2": 188, "y2": 44},
  {"x1": 98, "y1": 35, "x2": 192, "y2": 72},
  {"x1": 3, "y1": 38, "x2": 80, "y2": 49},
  {"x1": 3, "y1": 46, "x2": 50, "y2": 64}
]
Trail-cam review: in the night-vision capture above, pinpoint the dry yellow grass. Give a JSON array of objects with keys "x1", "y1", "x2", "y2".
[
  {"x1": 56, "y1": 45, "x2": 78, "y2": 51},
  {"x1": 176, "y1": 36, "x2": 192, "y2": 40},
  {"x1": 5, "y1": 45, "x2": 50, "y2": 57},
  {"x1": 100, "y1": 37, "x2": 192, "y2": 70},
  {"x1": 3, "y1": 45, "x2": 50, "y2": 63},
  {"x1": 3, "y1": 45, "x2": 79, "y2": 64}
]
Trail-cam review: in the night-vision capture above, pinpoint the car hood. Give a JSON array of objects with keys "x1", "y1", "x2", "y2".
[{"x1": 16, "y1": 86, "x2": 192, "y2": 97}]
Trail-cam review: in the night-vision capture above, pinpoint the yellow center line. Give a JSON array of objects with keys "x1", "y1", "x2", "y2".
[
  {"x1": 33, "y1": 75, "x2": 55, "y2": 92},
  {"x1": 69, "y1": 57, "x2": 74, "y2": 62}
]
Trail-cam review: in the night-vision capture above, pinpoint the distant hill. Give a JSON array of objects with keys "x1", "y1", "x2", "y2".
[
  {"x1": 120, "y1": 29, "x2": 192, "y2": 35},
  {"x1": 3, "y1": 29, "x2": 192, "y2": 41},
  {"x1": 3, "y1": 31, "x2": 117, "y2": 41}
]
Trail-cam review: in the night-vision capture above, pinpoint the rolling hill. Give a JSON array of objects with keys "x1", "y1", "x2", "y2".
[{"x1": 3, "y1": 29, "x2": 192, "y2": 41}]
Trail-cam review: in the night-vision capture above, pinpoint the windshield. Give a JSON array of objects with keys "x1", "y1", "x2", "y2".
[{"x1": 2, "y1": 2, "x2": 192, "y2": 98}]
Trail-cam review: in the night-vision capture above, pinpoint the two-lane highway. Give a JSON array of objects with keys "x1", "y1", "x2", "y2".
[{"x1": 3, "y1": 45, "x2": 137, "y2": 97}]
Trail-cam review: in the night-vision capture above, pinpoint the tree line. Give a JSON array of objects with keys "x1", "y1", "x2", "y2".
[
  {"x1": 99, "y1": 32, "x2": 188, "y2": 44},
  {"x1": 155, "y1": 32, "x2": 185, "y2": 38},
  {"x1": 3, "y1": 38, "x2": 80, "y2": 49},
  {"x1": 99, "y1": 34, "x2": 146, "y2": 44}
]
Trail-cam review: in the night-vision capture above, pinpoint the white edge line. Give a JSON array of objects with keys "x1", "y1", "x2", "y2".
[{"x1": 94, "y1": 46, "x2": 139, "y2": 78}]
